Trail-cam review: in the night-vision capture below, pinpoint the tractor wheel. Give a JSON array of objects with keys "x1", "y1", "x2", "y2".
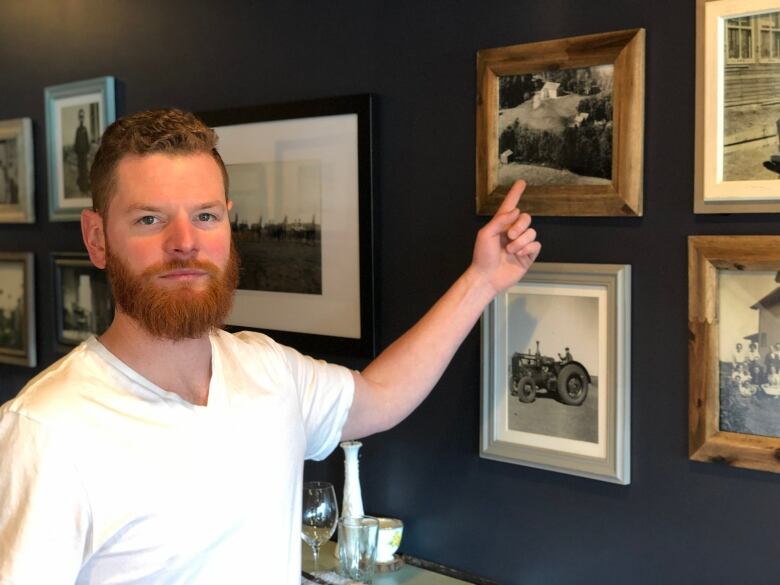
[
  {"x1": 517, "y1": 376, "x2": 536, "y2": 403},
  {"x1": 557, "y1": 363, "x2": 589, "y2": 406},
  {"x1": 510, "y1": 376, "x2": 519, "y2": 396}
]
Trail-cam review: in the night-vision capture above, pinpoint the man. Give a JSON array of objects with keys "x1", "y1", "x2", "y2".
[
  {"x1": 0, "y1": 109, "x2": 540, "y2": 584},
  {"x1": 74, "y1": 108, "x2": 91, "y2": 194},
  {"x1": 746, "y1": 341, "x2": 762, "y2": 384},
  {"x1": 0, "y1": 160, "x2": 9, "y2": 204},
  {"x1": 765, "y1": 342, "x2": 780, "y2": 376},
  {"x1": 732, "y1": 342, "x2": 745, "y2": 369}
]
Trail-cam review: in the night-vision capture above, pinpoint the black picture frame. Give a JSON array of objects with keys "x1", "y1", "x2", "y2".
[
  {"x1": 198, "y1": 94, "x2": 375, "y2": 358},
  {"x1": 52, "y1": 252, "x2": 114, "y2": 353}
]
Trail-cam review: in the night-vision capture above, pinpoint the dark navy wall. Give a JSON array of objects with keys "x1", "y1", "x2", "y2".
[{"x1": 2, "y1": 2, "x2": 779, "y2": 583}]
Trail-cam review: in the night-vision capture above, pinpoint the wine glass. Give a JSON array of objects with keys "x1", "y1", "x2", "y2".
[{"x1": 301, "y1": 481, "x2": 339, "y2": 571}]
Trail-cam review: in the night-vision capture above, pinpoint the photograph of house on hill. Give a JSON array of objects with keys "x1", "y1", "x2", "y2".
[{"x1": 497, "y1": 65, "x2": 614, "y2": 188}]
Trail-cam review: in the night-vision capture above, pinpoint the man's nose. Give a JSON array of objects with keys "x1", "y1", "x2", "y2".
[{"x1": 165, "y1": 213, "x2": 198, "y2": 257}]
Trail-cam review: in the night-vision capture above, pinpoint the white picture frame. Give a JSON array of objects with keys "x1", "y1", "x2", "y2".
[
  {"x1": 0, "y1": 117, "x2": 35, "y2": 223},
  {"x1": 695, "y1": 0, "x2": 780, "y2": 213},
  {"x1": 480, "y1": 263, "x2": 631, "y2": 484}
]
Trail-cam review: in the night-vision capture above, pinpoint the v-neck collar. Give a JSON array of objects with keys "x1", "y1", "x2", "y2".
[{"x1": 85, "y1": 333, "x2": 224, "y2": 411}]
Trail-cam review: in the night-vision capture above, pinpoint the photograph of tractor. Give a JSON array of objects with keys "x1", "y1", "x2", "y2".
[{"x1": 509, "y1": 341, "x2": 591, "y2": 406}]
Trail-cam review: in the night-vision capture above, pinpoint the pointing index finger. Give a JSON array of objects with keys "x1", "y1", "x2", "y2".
[{"x1": 495, "y1": 180, "x2": 527, "y2": 215}]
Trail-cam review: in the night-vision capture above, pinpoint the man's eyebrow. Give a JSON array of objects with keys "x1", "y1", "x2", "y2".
[
  {"x1": 124, "y1": 201, "x2": 226, "y2": 214},
  {"x1": 126, "y1": 204, "x2": 163, "y2": 214},
  {"x1": 195, "y1": 201, "x2": 227, "y2": 210}
]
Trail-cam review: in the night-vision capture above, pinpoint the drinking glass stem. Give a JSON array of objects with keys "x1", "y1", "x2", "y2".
[{"x1": 312, "y1": 544, "x2": 320, "y2": 572}]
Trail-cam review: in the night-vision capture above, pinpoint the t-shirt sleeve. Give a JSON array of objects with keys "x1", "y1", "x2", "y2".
[
  {"x1": 0, "y1": 411, "x2": 91, "y2": 584},
  {"x1": 279, "y1": 346, "x2": 355, "y2": 461}
]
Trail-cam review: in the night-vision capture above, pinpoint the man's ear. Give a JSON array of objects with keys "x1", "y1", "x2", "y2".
[{"x1": 81, "y1": 209, "x2": 107, "y2": 269}]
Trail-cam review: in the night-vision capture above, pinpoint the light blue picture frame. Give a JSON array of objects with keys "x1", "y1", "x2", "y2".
[{"x1": 45, "y1": 76, "x2": 115, "y2": 221}]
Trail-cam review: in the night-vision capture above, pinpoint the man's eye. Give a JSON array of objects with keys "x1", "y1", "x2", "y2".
[
  {"x1": 138, "y1": 216, "x2": 158, "y2": 225},
  {"x1": 197, "y1": 212, "x2": 217, "y2": 222}
]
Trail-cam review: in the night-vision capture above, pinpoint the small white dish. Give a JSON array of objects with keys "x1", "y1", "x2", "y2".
[{"x1": 375, "y1": 517, "x2": 403, "y2": 563}]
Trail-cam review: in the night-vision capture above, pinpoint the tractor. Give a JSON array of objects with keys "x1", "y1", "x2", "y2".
[{"x1": 509, "y1": 341, "x2": 591, "y2": 406}]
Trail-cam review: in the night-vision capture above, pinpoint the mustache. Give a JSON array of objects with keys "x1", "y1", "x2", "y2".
[{"x1": 140, "y1": 259, "x2": 221, "y2": 279}]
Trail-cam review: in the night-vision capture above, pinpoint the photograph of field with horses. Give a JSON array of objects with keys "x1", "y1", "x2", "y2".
[
  {"x1": 497, "y1": 64, "x2": 614, "y2": 188},
  {"x1": 227, "y1": 160, "x2": 322, "y2": 295}
]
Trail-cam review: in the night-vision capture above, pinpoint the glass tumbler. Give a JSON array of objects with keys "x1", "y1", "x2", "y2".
[{"x1": 338, "y1": 515, "x2": 380, "y2": 583}]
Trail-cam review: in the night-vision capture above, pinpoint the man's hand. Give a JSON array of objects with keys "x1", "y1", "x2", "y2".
[{"x1": 470, "y1": 180, "x2": 541, "y2": 295}]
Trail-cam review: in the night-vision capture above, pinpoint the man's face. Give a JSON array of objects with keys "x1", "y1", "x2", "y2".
[{"x1": 102, "y1": 152, "x2": 238, "y2": 340}]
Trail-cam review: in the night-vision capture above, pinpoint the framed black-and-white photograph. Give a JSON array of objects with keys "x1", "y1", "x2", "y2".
[
  {"x1": 53, "y1": 253, "x2": 114, "y2": 351},
  {"x1": 0, "y1": 252, "x2": 35, "y2": 367},
  {"x1": 0, "y1": 118, "x2": 34, "y2": 223},
  {"x1": 198, "y1": 95, "x2": 375, "y2": 357},
  {"x1": 477, "y1": 29, "x2": 644, "y2": 216},
  {"x1": 695, "y1": 0, "x2": 780, "y2": 212},
  {"x1": 45, "y1": 76, "x2": 116, "y2": 221},
  {"x1": 689, "y1": 236, "x2": 780, "y2": 473},
  {"x1": 719, "y1": 270, "x2": 780, "y2": 432},
  {"x1": 481, "y1": 263, "x2": 631, "y2": 484}
]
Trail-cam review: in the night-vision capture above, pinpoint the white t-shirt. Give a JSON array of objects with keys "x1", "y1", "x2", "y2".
[{"x1": 0, "y1": 330, "x2": 355, "y2": 584}]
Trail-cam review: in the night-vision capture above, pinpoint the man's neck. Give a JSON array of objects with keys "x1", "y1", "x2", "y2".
[{"x1": 98, "y1": 313, "x2": 214, "y2": 406}]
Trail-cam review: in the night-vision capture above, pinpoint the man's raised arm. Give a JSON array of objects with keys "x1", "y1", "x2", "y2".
[{"x1": 341, "y1": 180, "x2": 541, "y2": 440}]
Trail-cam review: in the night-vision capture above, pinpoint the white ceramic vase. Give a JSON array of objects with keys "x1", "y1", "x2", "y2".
[
  {"x1": 334, "y1": 440, "x2": 364, "y2": 558},
  {"x1": 340, "y1": 440, "x2": 364, "y2": 518}
]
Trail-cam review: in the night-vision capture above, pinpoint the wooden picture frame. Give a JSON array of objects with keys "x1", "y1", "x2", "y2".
[
  {"x1": 689, "y1": 236, "x2": 780, "y2": 472},
  {"x1": 0, "y1": 118, "x2": 35, "y2": 223},
  {"x1": 695, "y1": 0, "x2": 780, "y2": 213},
  {"x1": 0, "y1": 252, "x2": 36, "y2": 367},
  {"x1": 198, "y1": 95, "x2": 375, "y2": 358},
  {"x1": 45, "y1": 76, "x2": 116, "y2": 221},
  {"x1": 52, "y1": 253, "x2": 114, "y2": 352},
  {"x1": 481, "y1": 263, "x2": 631, "y2": 484},
  {"x1": 476, "y1": 29, "x2": 645, "y2": 217}
]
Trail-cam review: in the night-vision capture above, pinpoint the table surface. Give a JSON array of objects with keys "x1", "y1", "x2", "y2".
[{"x1": 302, "y1": 540, "x2": 473, "y2": 584}]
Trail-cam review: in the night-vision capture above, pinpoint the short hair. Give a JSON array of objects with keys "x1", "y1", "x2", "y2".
[{"x1": 89, "y1": 108, "x2": 228, "y2": 216}]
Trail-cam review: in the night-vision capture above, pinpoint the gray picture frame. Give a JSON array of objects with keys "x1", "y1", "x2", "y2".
[
  {"x1": 480, "y1": 262, "x2": 631, "y2": 484},
  {"x1": 0, "y1": 118, "x2": 35, "y2": 223},
  {"x1": 45, "y1": 76, "x2": 116, "y2": 221},
  {"x1": 0, "y1": 252, "x2": 36, "y2": 367}
]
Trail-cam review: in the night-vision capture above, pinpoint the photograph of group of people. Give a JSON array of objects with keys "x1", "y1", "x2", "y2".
[
  {"x1": 718, "y1": 271, "x2": 780, "y2": 437},
  {"x1": 728, "y1": 340, "x2": 780, "y2": 397}
]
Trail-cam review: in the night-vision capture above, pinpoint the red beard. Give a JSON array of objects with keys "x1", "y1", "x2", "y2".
[{"x1": 105, "y1": 242, "x2": 240, "y2": 341}]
